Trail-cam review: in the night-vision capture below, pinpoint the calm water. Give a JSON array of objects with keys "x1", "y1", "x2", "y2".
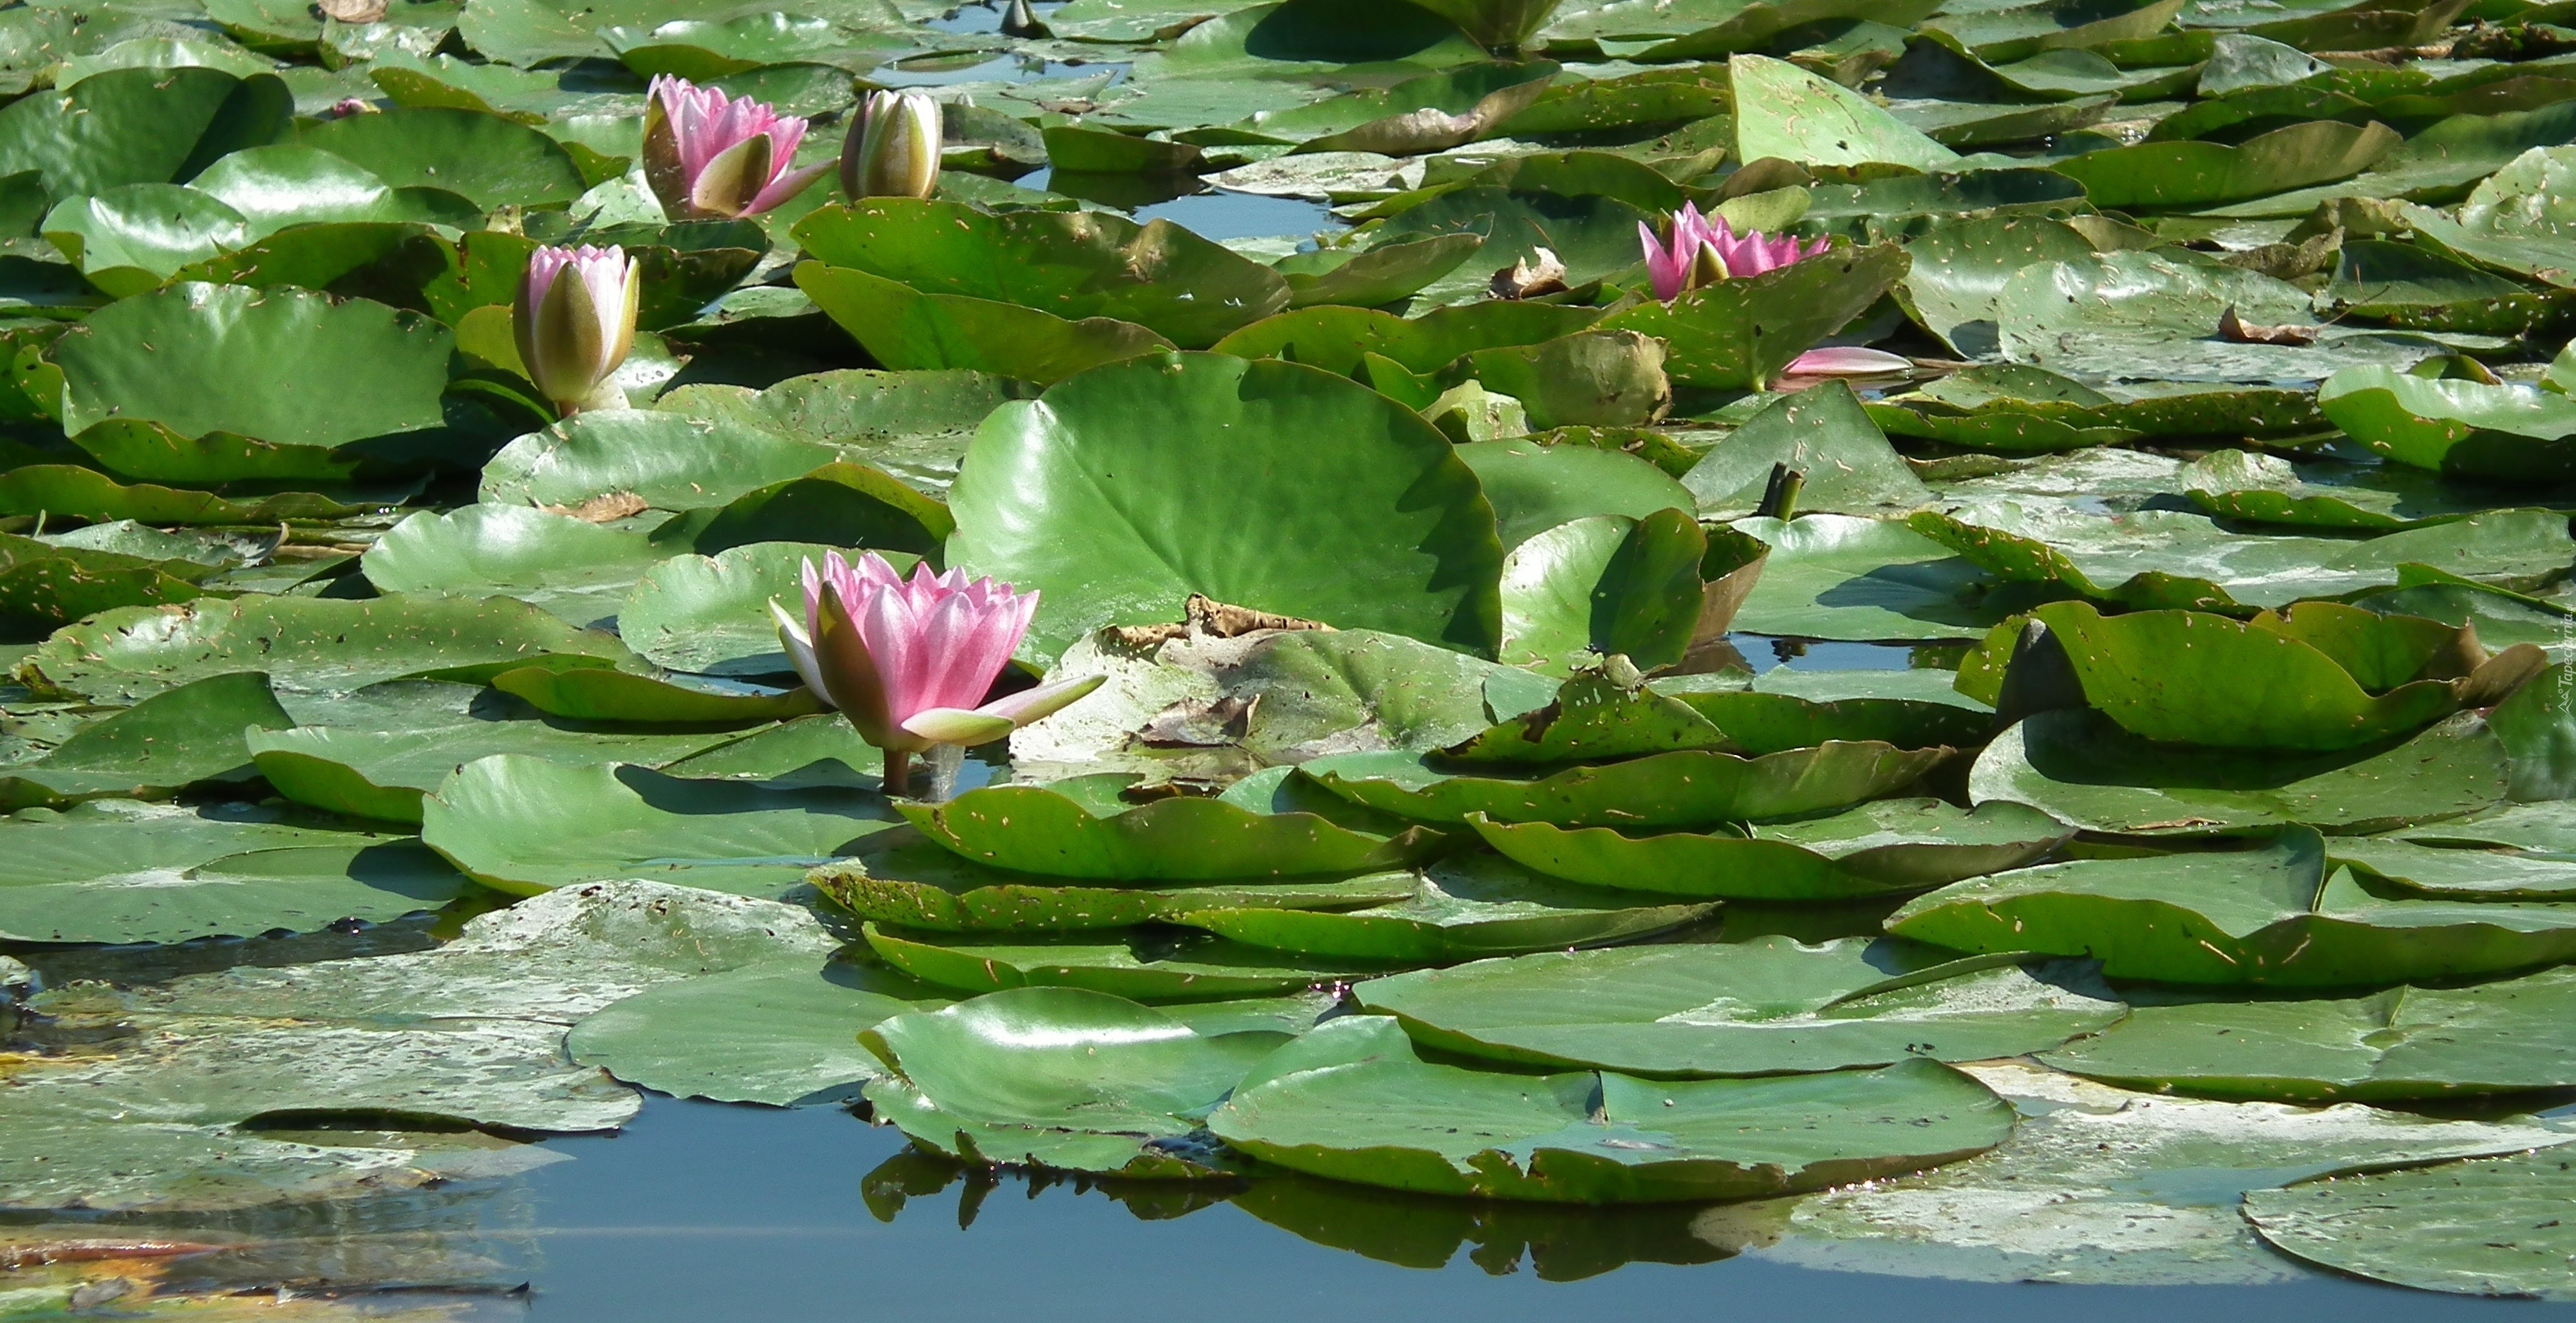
[{"x1": 507, "y1": 1096, "x2": 2576, "y2": 1323}]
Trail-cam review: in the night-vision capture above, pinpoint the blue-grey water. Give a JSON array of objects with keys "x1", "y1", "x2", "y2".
[{"x1": 510, "y1": 1096, "x2": 2576, "y2": 1323}]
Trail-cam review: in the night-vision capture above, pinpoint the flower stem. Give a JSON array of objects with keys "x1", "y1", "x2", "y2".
[
  {"x1": 882, "y1": 749, "x2": 913, "y2": 798},
  {"x1": 925, "y1": 744, "x2": 965, "y2": 802}
]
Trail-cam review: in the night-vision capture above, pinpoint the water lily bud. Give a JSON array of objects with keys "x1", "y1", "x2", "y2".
[
  {"x1": 640, "y1": 75, "x2": 830, "y2": 220},
  {"x1": 514, "y1": 244, "x2": 639, "y2": 415},
  {"x1": 842, "y1": 90, "x2": 942, "y2": 202}
]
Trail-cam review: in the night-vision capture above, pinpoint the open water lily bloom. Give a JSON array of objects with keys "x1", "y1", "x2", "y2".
[
  {"x1": 1640, "y1": 205, "x2": 1905, "y2": 385},
  {"x1": 772, "y1": 551, "x2": 1103, "y2": 793},
  {"x1": 1638, "y1": 203, "x2": 1832, "y2": 299},
  {"x1": 514, "y1": 243, "x2": 638, "y2": 414},
  {"x1": 642, "y1": 75, "x2": 832, "y2": 220}
]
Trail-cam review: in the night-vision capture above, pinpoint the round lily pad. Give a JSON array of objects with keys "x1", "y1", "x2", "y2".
[
  {"x1": 859, "y1": 986, "x2": 1292, "y2": 1177},
  {"x1": 810, "y1": 836, "x2": 1419, "y2": 932},
  {"x1": 943, "y1": 351, "x2": 1505, "y2": 662},
  {"x1": 2243, "y1": 1151, "x2": 2576, "y2": 1301},
  {"x1": 567, "y1": 958, "x2": 929, "y2": 1107},
  {"x1": 1175, "y1": 852, "x2": 1717, "y2": 962},
  {"x1": 1305, "y1": 742, "x2": 1947, "y2": 829},
  {"x1": 862, "y1": 922, "x2": 1381, "y2": 1001},
  {"x1": 1889, "y1": 827, "x2": 2576, "y2": 986},
  {"x1": 898, "y1": 776, "x2": 1445, "y2": 881},
  {"x1": 1970, "y1": 709, "x2": 2509, "y2": 836},
  {"x1": 2037, "y1": 964, "x2": 2576, "y2": 1103},
  {"x1": 421, "y1": 754, "x2": 898, "y2": 897},
  {"x1": 53, "y1": 281, "x2": 453, "y2": 465},
  {"x1": 20, "y1": 593, "x2": 633, "y2": 702},
  {"x1": 1472, "y1": 798, "x2": 2071, "y2": 900},
  {"x1": 1356, "y1": 936, "x2": 2123, "y2": 1076},
  {"x1": 1208, "y1": 1032, "x2": 2017, "y2": 1204}
]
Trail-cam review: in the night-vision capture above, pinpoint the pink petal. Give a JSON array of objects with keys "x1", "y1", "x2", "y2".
[
  {"x1": 1778, "y1": 346, "x2": 1913, "y2": 386},
  {"x1": 854, "y1": 581, "x2": 930, "y2": 724},
  {"x1": 770, "y1": 598, "x2": 833, "y2": 707}
]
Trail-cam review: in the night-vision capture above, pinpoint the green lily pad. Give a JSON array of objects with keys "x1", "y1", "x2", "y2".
[
  {"x1": 2037, "y1": 964, "x2": 2576, "y2": 1102},
  {"x1": 1454, "y1": 437, "x2": 1696, "y2": 552},
  {"x1": 864, "y1": 921, "x2": 1377, "y2": 1000},
  {"x1": 0, "y1": 528, "x2": 219, "y2": 622},
  {"x1": 1176, "y1": 851, "x2": 1716, "y2": 961},
  {"x1": 1976, "y1": 599, "x2": 2517, "y2": 751},
  {"x1": 53, "y1": 281, "x2": 453, "y2": 478},
  {"x1": 811, "y1": 836, "x2": 1423, "y2": 932},
  {"x1": 1994, "y1": 249, "x2": 2450, "y2": 383},
  {"x1": 1447, "y1": 672, "x2": 1986, "y2": 764},
  {"x1": 292, "y1": 105, "x2": 585, "y2": 209},
  {"x1": 1895, "y1": 214, "x2": 2104, "y2": 357},
  {"x1": 1279, "y1": 232, "x2": 1483, "y2": 309},
  {"x1": 655, "y1": 366, "x2": 1030, "y2": 494},
  {"x1": 1496, "y1": 511, "x2": 1715, "y2": 675},
  {"x1": 361, "y1": 503, "x2": 674, "y2": 624},
  {"x1": 1598, "y1": 244, "x2": 1909, "y2": 391},
  {"x1": 2341, "y1": 836, "x2": 2576, "y2": 901},
  {"x1": 1723, "y1": 514, "x2": 2004, "y2": 641},
  {"x1": 20, "y1": 593, "x2": 633, "y2": 702},
  {"x1": 420, "y1": 753, "x2": 895, "y2": 897},
  {"x1": 1366, "y1": 186, "x2": 1655, "y2": 304},
  {"x1": 1773, "y1": 1057, "x2": 2568, "y2": 1286},
  {"x1": 567, "y1": 956, "x2": 929, "y2": 1106},
  {"x1": 0, "y1": 464, "x2": 385, "y2": 525},
  {"x1": 898, "y1": 777, "x2": 1443, "y2": 880},
  {"x1": 0, "y1": 836, "x2": 467, "y2": 946},
  {"x1": 1306, "y1": 740, "x2": 1947, "y2": 828},
  {"x1": 794, "y1": 200, "x2": 1290, "y2": 349},
  {"x1": 246, "y1": 687, "x2": 744, "y2": 824},
  {"x1": 795, "y1": 261, "x2": 1174, "y2": 386},
  {"x1": 1357, "y1": 935, "x2": 2121, "y2": 1075},
  {"x1": 1212, "y1": 302, "x2": 1600, "y2": 377},
  {"x1": 1, "y1": 880, "x2": 842, "y2": 1200},
  {"x1": 1890, "y1": 825, "x2": 2576, "y2": 985},
  {"x1": 1729, "y1": 54, "x2": 1960, "y2": 171},
  {"x1": 479, "y1": 408, "x2": 840, "y2": 513},
  {"x1": 2318, "y1": 366, "x2": 2576, "y2": 480},
  {"x1": 946, "y1": 352, "x2": 1505, "y2": 662},
  {"x1": 1208, "y1": 1031, "x2": 2015, "y2": 1203},
  {"x1": 859, "y1": 986, "x2": 1287, "y2": 1177},
  {"x1": 618, "y1": 540, "x2": 878, "y2": 677},
  {"x1": 1970, "y1": 708, "x2": 2509, "y2": 835},
  {"x1": 2053, "y1": 120, "x2": 2399, "y2": 210},
  {"x1": 0, "y1": 68, "x2": 290, "y2": 198},
  {"x1": 1680, "y1": 381, "x2": 1931, "y2": 516},
  {"x1": 186, "y1": 143, "x2": 477, "y2": 239},
  {"x1": 2244, "y1": 1150, "x2": 2576, "y2": 1301},
  {"x1": 1911, "y1": 504, "x2": 2575, "y2": 612},
  {"x1": 42, "y1": 184, "x2": 250, "y2": 297},
  {"x1": 0, "y1": 670, "x2": 288, "y2": 810},
  {"x1": 488, "y1": 665, "x2": 823, "y2": 725},
  {"x1": 1472, "y1": 798, "x2": 2070, "y2": 900}
]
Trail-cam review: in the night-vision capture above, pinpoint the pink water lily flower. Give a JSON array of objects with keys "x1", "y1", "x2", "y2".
[
  {"x1": 643, "y1": 75, "x2": 832, "y2": 220},
  {"x1": 770, "y1": 551, "x2": 1104, "y2": 795},
  {"x1": 1638, "y1": 203, "x2": 1832, "y2": 299}
]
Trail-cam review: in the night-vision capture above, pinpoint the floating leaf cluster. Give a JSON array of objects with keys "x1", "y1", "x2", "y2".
[{"x1": 5, "y1": 0, "x2": 2576, "y2": 1307}]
